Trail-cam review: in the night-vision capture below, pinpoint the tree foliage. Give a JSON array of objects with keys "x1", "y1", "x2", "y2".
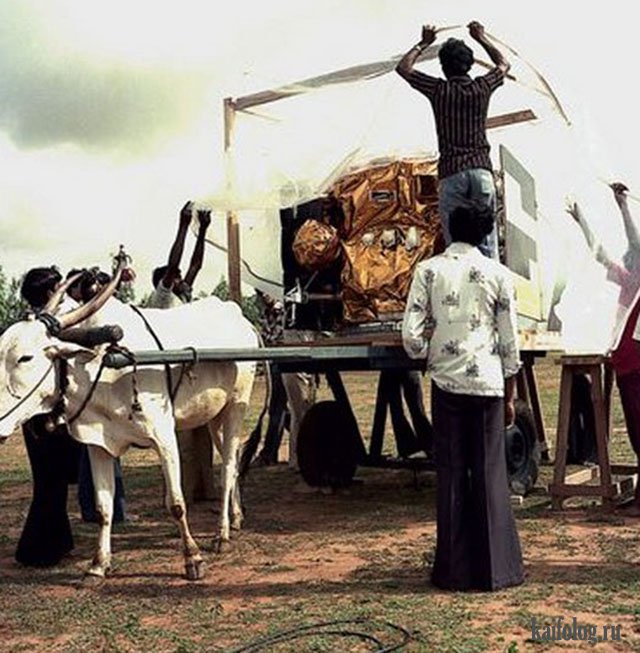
[
  {"x1": 0, "y1": 267, "x2": 26, "y2": 335},
  {"x1": 115, "y1": 283, "x2": 136, "y2": 304},
  {"x1": 210, "y1": 277, "x2": 260, "y2": 326}
]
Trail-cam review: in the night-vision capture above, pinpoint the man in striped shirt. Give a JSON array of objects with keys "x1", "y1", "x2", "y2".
[{"x1": 396, "y1": 21, "x2": 511, "y2": 258}]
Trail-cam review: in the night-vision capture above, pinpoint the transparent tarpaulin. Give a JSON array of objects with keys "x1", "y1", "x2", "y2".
[{"x1": 201, "y1": 28, "x2": 635, "y2": 353}]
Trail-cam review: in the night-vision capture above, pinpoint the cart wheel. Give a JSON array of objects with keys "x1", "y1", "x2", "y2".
[
  {"x1": 297, "y1": 400, "x2": 359, "y2": 489},
  {"x1": 505, "y1": 399, "x2": 541, "y2": 496}
]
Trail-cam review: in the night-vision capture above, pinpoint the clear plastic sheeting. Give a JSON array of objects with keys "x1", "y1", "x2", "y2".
[{"x1": 201, "y1": 28, "x2": 638, "y2": 353}]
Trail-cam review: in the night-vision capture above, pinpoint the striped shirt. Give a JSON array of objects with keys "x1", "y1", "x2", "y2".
[{"x1": 402, "y1": 68, "x2": 505, "y2": 179}]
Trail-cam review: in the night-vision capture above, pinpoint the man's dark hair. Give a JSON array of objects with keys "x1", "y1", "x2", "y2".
[
  {"x1": 152, "y1": 266, "x2": 168, "y2": 289},
  {"x1": 66, "y1": 268, "x2": 85, "y2": 279},
  {"x1": 449, "y1": 204, "x2": 495, "y2": 246},
  {"x1": 438, "y1": 38, "x2": 474, "y2": 78},
  {"x1": 21, "y1": 267, "x2": 62, "y2": 309},
  {"x1": 80, "y1": 269, "x2": 111, "y2": 302},
  {"x1": 66, "y1": 267, "x2": 88, "y2": 299}
]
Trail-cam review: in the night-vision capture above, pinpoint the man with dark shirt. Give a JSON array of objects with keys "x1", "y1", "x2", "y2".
[{"x1": 396, "y1": 21, "x2": 510, "y2": 258}]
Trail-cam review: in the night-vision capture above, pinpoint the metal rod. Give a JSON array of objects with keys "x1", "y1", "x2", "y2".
[{"x1": 102, "y1": 344, "x2": 414, "y2": 370}]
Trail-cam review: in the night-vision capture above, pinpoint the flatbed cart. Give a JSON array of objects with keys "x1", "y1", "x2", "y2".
[{"x1": 103, "y1": 335, "x2": 547, "y2": 495}]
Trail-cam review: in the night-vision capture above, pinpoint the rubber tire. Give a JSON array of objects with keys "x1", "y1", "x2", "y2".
[
  {"x1": 296, "y1": 400, "x2": 359, "y2": 489},
  {"x1": 505, "y1": 399, "x2": 541, "y2": 496}
]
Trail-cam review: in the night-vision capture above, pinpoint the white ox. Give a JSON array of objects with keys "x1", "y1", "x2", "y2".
[{"x1": 0, "y1": 275, "x2": 264, "y2": 580}]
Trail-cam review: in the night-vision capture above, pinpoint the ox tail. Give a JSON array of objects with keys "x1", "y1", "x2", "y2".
[{"x1": 239, "y1": 329, "x2": 272, "y2": 478}]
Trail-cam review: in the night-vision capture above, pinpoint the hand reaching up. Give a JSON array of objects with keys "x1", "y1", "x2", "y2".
[
  {"x1": 468, "y1": 21, "x2": 486, "y2": 41},
  {"x1": 420, "y1": 24, "x2": 437, "y2": 45},
  {"x1": 610, "y1": 181, "x2": 629, "y2": 207},
  {"x1": 197, "y1": 208, "x2": 211, "y2": 230},
  {"x1": 179, "y1": 201, "x2": 194, "y2": 226}
]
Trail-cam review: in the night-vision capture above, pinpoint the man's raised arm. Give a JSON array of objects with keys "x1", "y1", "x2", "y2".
[
  {"x1": 184, "y1": 208, "x2": 211, "y2": 288},
  {"x1": 468, "y1": 21, "x2": 510, "y2": 75},
  {"x1": 611, "y1": 182, "x2": 640, "y2": 252},
  {"x1": 162, "y1": 201, "x2": 193, "y2": 288},
  {"x1": 395, "y1": 24, "x2": 438, "y2": 80}
]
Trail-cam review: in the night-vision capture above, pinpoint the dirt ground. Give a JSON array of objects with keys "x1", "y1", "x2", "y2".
[{"x1": 1, "y1": 367, "x2": 640, "y2": 652}]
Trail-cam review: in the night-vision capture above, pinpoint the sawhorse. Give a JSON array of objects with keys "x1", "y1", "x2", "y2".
[{"x1": 548, "y1": 354, "x2": 637, "y2": 509}]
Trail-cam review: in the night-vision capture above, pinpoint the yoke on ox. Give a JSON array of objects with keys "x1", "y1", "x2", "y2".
[{"x1": 0, "y1": 268, "x2": 263, "y2": 580}]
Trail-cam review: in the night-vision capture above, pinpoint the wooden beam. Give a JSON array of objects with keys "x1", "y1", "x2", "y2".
[
  {"x1": 487, "y1": 109, "x2": 536, "y2": 130},
  {"x1": 548, "y1": 483, "x2": 618, "y2": 498},
  {"x1": 232, "y1": 46, "x2": 440, "y2": 112},
  {"x1": 223, "y1": 98, "x2": 242, "y2": 304}
]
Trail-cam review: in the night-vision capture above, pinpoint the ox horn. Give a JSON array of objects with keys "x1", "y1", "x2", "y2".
[
  {"x1": 58, "y1": 324, "x2": 124, "y2": 348},
  {"x1": 56, "y1": 265, "x2": 124, "y2": 331},
  {"x1": 42, "y1": 271, "x2": 85, "y2": 315}
]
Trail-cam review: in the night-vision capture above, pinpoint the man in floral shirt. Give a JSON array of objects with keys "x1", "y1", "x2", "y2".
[{"x1": 402, "y1": 203, "x2": 524, "y2": 591}]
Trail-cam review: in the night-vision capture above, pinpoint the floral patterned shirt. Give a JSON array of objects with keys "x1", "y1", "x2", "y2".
[{"x1": 402, "y1": 242, "x2": 521, "y2": 397}]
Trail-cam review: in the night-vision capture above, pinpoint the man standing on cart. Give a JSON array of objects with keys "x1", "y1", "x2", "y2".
[{"x1": 396, "y1": 21, "x2": 510, "y2": 259}]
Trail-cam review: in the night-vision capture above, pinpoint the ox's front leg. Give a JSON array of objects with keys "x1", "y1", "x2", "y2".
[
  {"x1": 217, "y1": 404, "x2": 246, "y2": 551},
  {"x1": 85, "y1": 445, "x2": 115, "y2": 580},
  {"x1": 155, "y1": 433, "x2": 204, "y2": 581}
]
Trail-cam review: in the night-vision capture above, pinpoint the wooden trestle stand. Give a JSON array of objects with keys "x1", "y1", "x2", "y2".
[{"x1": 549, "y1": 355, "x2": 637, "y2": 509}]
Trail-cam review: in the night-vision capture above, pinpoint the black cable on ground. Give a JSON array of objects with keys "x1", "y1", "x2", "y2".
[{"x1": 226, "y1": 618, "x2": 412, "y2": 653}]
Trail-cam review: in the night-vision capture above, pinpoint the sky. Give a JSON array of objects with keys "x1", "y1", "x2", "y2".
[{"x1": 0, "y1": 0, "x2": 637, "y2": 300}]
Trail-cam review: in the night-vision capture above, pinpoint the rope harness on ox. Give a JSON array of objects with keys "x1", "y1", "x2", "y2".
[
  {"x1": 128, "y1": 304, "x2": 192, "y2": 406},
  {"x1": 0, "y1": 362, "x2": 54, "y2": 423},
  {"x1": 7, "y1": 301, "x2": 200, "y2": 430},
  {"x1": 46, "y1": 304, "x2": 197, "y2": 427}
]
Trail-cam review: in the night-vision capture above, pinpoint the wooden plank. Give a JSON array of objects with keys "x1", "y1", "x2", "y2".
[
  {"x1": 487, "y1": 109, "x2": 536, "y2": 130},
  {"x1": 610, "y1": 464, "x2": 638, "y2": 476},
  {"x1": 232, "y1": 47, "x2": 440, "y2": 112},
  {"x1": 227, "y1": 213, "x2": 241, "y2": 303},
  {"x1": 523, "y1": 354, "x2": 548, "y2": 454},
  {"x1": 551, "y1": 364, "x2": 573, "y2": 489},
  {"x1": 616, "y1": 475, "x2": 636, "y2": 497},
  {"x1": 564, "y1": 467, "x2": 600, "y2": 485},
  {"x1": 590, "y1": 364, "x2": 613, "y2": 489},
  {"x1": 556, "y1": 354, "x2": 609, "y2": 366},
  {"x1": 548, "y1": 483, "x2": 617, "y2": 498},
  {"x1": 223, "y1": 97, "x2": 242, "y2": 305}
]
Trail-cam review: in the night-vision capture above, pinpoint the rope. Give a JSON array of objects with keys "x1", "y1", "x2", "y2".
[
  {"x1": 203, "y1": 234, "x2": 283, "y2": 289},
  {"x1": 105, "y1": 344, "x2": 142, "y2": 414},
  {"x1": 66, "y1": 356, "x2": 108, "y2": 425},
  {"x1": 226, "y1": 618, "x2": 412, "y2": 653},
  {"x1": 129, "y1": 304, "x2": 180, "y2": 405},
  {"x1": 0, "y1": 363, "x2": 54, "y2": 422}
]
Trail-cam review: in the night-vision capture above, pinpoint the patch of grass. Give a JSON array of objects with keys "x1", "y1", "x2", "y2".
[{"x1": 3, "y1": 365, "x2": 640, "y2": 652}]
